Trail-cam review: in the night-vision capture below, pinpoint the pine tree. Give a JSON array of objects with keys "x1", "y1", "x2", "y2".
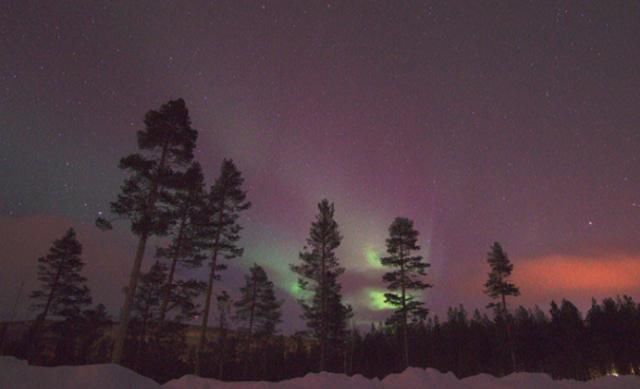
[
  {"x1": 291, "y1": 199, "x2": 349, "y2": 372},
  {"x1": 380, "y1": 217, "x2": 431, "y2": 370},
  {"x1": 155, "y1": 162, "x2": 208, "y2": 325},
  {"x1": 195, "y1": 159, "x2": 251, "y2": 375},
  {"x1": 234, "y1": 264, "x2": 283, "y2": 378},
  {"x1": 104, "y1": 98, "x2": 198, "y2": 364},
  {"x1": 484, "y1": 242, "x2": 519, "y2": 372},
  {"x1": 28, "y1": 228, "x2": 92, "y2": 358},
  {"x1": 484, "y1": 242, "x2": 520, "y2": 315},
  {"x1": 234, "y1": 264, "x2": 283, "y2": 337}
]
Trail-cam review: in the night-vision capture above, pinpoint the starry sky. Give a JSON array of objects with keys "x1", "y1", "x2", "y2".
[{"x1": 2, "y1": 1, "x2": 640, "y2": 332}]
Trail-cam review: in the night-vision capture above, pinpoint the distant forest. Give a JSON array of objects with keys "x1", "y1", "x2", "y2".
[{"x1": 1, "y1": 99, "x2": 638, "y2": 383}]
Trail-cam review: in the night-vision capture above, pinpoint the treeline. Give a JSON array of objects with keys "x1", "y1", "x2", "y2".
[
  {"x1": 356, "y1": 296, "x2": 640, "y2": 380},
  {"x1": 122, "y1": 295, "x2": 640, "y2": 382},
  {"x1": 3, "y1": 98, "x2": 639, "y2": 383}
]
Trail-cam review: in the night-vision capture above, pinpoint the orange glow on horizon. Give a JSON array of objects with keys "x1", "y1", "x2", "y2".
[{"x1": 515, "y1": 254, "x2": 640, "y2": 295}]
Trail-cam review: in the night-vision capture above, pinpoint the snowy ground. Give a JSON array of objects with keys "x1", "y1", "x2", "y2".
[{"x1": 2, "y1": 357, "x2": 640, "y2": 389}]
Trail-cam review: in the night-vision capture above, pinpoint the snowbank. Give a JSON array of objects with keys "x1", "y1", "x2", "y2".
[
  {"x1": 2, "y1": 356, "x2": 640, "y2": 389},
  {"x1": 163, "y1": 372, "x2": 379, "y2": 389},
  {"x1": 165, "y1": 368, "x2": 640, "y2": 389},
  {"x1": 0, "y1": 357, "x2": 158, "y2": 389}
]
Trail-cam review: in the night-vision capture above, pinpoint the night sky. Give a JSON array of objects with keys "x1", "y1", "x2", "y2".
[{"x1": 2, "y1": 2, "x2": 640, "y2": 331}]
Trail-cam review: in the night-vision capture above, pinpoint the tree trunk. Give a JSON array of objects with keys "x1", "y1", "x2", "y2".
[
  {"x1": 501, "y1": 293, "x2": 516, "y2": 372},
  {"x1": 400, "y1": 257, "x2": 408, "y2": 370},
  {"x1": 217, "y1": 329, "x2": 226, "y2": 380},
  {"x1": 112, "y1": 139, "x2": 169, "y2": 364},
  {"x1": 28, "y1": 261, "x2": 64, "y2": 360},
  {"x1": 111, "y1": 230, "x2": 149, "y2": 364},
  {"x1": 134, "y1": 313, "x2": 148, "y2": 371},
  {"x1": 243, "y1": 278, "x2": 257, "y2": 378},
  {"x1": 195, "y1": 188, "x2": 226, "y2": 376},
  {"x1": 195, "y1": 255, "x2": 217, "y2": 376},
  {"x1": 319, "y1": 242, "x2": 326, "y2": 372},
  {"x1": 158, "y1": 215, "x2": 187, "y2": 324},
  {"x1": 501, "y1": 293, "x2": 507, "y2": 316}
]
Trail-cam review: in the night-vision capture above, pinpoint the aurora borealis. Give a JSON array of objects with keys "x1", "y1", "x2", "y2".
[{"x1": 2, "y1": 2, "x2": 640, "y2": 332}]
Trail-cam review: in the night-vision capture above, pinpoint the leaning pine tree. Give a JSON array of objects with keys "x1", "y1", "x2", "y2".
[
  {"x1": 291, "y1": 199, "x2": 350, "y2": 372},
  {"x1": 380, "y1": 217, "x2": 431, "y2": 370},
  {"x1": 101, "y1": 98, "x2": 198, "y2": 364},
  {"x1": 28, "y1": 228, "x2": 92, "y2": 356},
  {"x1": 484, "y1": 241, "x2": 519, "y2": 372},
  {"x1": 195, "y1": 159, "x2": 251, "y2": 376},
  {"x1": 155, "y1": 162, "x2": 208, "y2": 326}
]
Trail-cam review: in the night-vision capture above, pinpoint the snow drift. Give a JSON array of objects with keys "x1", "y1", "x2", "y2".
[
  {"x1": 0, "y1": 357, "x2": 158, "y2": 389},
  {"x1": 164, "y1": 369, "x2": 640, "y2": 389},
  {"x1": 2, "y1": 357, "x2": 640, "y2": 389}
]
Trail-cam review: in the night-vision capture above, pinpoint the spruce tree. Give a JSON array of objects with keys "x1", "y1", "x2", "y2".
[
  {"x1": 234, "y1": 264, "x2": 283, "y2": 378},
  {"x1": 195, "y1": 159, "x2": 251, "y2": 375},
  {"x1": 380, "y1": 217, "x2": 431, "y2": 370},
  {"x1": 103, "y1": 98, "x2": 198, "y2": 363},
  {"x1": 155, "y1": 162, "x2": 208, "y2": 325},
  {"x1": 484, "y1": 242, "x2": 520, "y2": 315},
  {"x1": 291, "y1": 199, "x2": 349, "y2": 372},
  {"x1": 28, "y1": 228, "x2": 92, "y2": 356}
]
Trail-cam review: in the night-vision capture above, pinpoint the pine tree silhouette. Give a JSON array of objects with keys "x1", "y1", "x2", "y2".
[
  {"x1": 380, "y1": 217, "x2": 431, "y2": 369},
  {"x1": 195, "y1": 159, "x2": 251, "y2": 375},
  {"x1": 28, "y1": 228, "x2": 92, "y2": 359},
  {"x1": 104, "y1": 98, "x2": 198, "y2": 364},
  {"x1": 156, "y1": 162, "x2": 208, "y2": 325},
  {"x1": 291, "y1": 199, "x2": 350, "y2": 372},
  {"x1": 234, "y1": 264, "x2": 283, "y2": 378}
]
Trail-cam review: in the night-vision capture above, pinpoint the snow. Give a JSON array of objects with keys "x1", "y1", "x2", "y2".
[
  {"x1": 165, "y1": 370, "x2": 640, "y2": 389},
  {"x1": 2, "y1": 356, "x2": 640, "y2": 389},
  {"x1": 0, "y1": 357, "x2": 158, "y2": 389}
]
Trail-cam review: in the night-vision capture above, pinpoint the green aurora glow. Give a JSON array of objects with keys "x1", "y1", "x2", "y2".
[
  {"x1": 367, "y1": 289, "x2": 394, "y2": 310},
  {"x1": 365, "y1": 246, "x2": 384, "y2": 269}
]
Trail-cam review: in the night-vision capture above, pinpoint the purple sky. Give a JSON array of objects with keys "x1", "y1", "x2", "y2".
[{"x1": 2, "y1": 2, "x2": 640, "y2": 332}]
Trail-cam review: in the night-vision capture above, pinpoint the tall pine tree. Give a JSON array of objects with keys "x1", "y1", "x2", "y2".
[
  {"x1": 484, "y1": 241, "x2": 520, "y2": 372},
  {"x1": 155, "y1": 162, "x2": 208, "y2": 325},
  {"x1": 104, "y1": 98, "x2": 198, "y2": 363},
  {"x1": 291, "y1": 199, "x2": 349, "y2": 372},
  {"x1": 28, "y1": 228, "x2": 92, "y2": 358},
  {"x1": 380, "y1": 217, "x2": 431, "y2": 370},
  {"x1": 195, "y1": 159, "x2": 251, "y2": 375},
  {"x1": 484, "y1": 242, "x2": 519, "y2": 315}
]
